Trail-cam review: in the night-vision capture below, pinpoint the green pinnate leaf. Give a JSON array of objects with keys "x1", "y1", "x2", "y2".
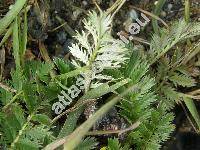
[
  {"x1": 32, "y1": 114, "x2": 51, "y2": 126},
  {"x1": 169, "y1": 73, "x2": 196, "y2": 87}
]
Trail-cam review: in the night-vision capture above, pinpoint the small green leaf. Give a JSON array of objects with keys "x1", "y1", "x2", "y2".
[
  {"x1": 32, "y1": 114, "x2": 51, "y2": 126},
  {"x1": 0, "y1": 24, "x2": 13, "y2": 47},
  {"x1": 54, "y1": 58, "x2": 72, "y2": 74},
  {"x1": 107, "y1": 138, "x2": 125, "y2": 150},
  {"x1": 20, "y1": 8, "x2": 27, "y2": 64},
  {"x1": 75, "y1": 137, "x2": 98, "y2": 150},
  {"x1": 169, "y1": 73, "x2": 196, "y2": 87}
]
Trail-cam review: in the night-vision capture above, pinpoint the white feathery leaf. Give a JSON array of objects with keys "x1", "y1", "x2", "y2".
[
  {"x1": 93, "y1": 74, "x2": 113, "y2": 80},
  {"x1": 69, "y1": 43, "x2": 89, "y2": 64},
  {"x1": 69, "y1": 11, "x2": 129, "y2": 89},
  {"x1": 71, "y1": 59, "x2": 81, "y2": 68},
  {"x1": 74, "y1": 30, "x2": 91, "y2": 52}
]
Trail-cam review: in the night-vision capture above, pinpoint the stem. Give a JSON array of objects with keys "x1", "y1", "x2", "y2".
[
  {"x1": 0, "y1": 82, "x2": 17, "y2": 93},
  {"x1": 55, "y1": 16, "x2": 76, "y2": 37},
  {"x1": 187, "y1": 89, "x2": 200, "y2": 96},
  {"x1": 38, "y1": 41, "x2": 56, "y2": 78},
  {"x1": 152, "y1": 0, "x2": 166, "y2": 34},
  {"x1": 0, "y1": 24, "x2": 13, "y2": 48},
  {"x1": 155, "y1": 79, "x2": 166, "y2": 91},
  {"x1": 92, "y1": 0, "x2": 102, "y2": 13},
  {"x1": 2, "y1": 91, "x2": 23, "y2": 111},
  {"x1": 184, "y1": 0, "x2": 190, "y2": 23},
  {"x1": 130, "y1": 5, "x2": 168, "y2": 28},
  {"x1": 111, "y1": 0, "x2": 126, "y2": 19},
  {"x1": 182, "y1": 93, "x2": 200, "y2": 100},
  {"x1": 106, "y1": 0, "x2": 125, "y2": 16},
  {"x1": 10, "y1": 114, "x2": 33, "y2": 149},
  {"x1": 56, "y1": 66, "x2": 89, "y2": 80},
  {"x1": 87, "y1": 121, "x2": 140, "y2": 135},
  {"x1": 63, "y1": 85, "x2": 137, "y2": 150},
  {"x1": 182, "y1": 40, "x2": 200, "y2": 65},
  {"x1": 150, "y1": 38, "x2": 180, "y2": 65},
  {"x1": 44, "y1": 85, "x2": 137, "y2": 150}
]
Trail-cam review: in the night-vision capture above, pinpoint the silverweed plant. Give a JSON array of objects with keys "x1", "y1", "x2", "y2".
[{"x1": 0, "y1": 0, "x2": 200, "y2": 150}]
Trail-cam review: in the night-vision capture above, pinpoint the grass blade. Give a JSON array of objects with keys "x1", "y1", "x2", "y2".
[
  {"x1": 183, "y1": 97, "x2": 200, "y2": 130},
  {"x1": 0, "y1": 25, "x2": 13, "y2": 48},
  {"x1": 152, "y1": 0, "x2": 166, "y2": 34},
  {"x1": 13, "y1": 17, "x2": 20, "y2": 70},
  {"x1": 44, "y1": 84, "x2": 137, "y2": 150},
  {"x1": 20, "y1": 8, "x2": 27, "y2": 66},
  {"x1": 184, "y1": 0, "x2": 190, "y2": 23},
  {"x1": 55, "y1": 79, "x2": 130, "y2": 138},
  {"x1": 0, "y1": 0, "x2": 27, "y2": 35},
  {"x1": 63, "y1": 85, "x2": 137, "y2": 150}
]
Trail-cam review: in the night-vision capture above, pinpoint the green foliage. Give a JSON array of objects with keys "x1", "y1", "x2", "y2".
[
  {"x1": 129, "y1": 110, "x2": 174, "y2": 150},
  {"x1": 54, "y1": 58, "x2": 72, "y2": 74},
  {"x1": 148, "y1": 14, "x2": 200, "y2": 128},
  {"x1": 107, "y1": 138, "x2": 130, "y2": 150},
  {"x1": 108, "y1": 50, "x2": 173, "y2": 149},
  {"x1": 152, "y1": 0, "x2": 166, "y2": 34},
  {"x1": 0, "y1": 61, "x2": 56, "y2": 149},
  {"x1": 149, "y1": 20, "x2": 200, "y2": 64},
  {"x1": 168, "y1": 72, "x2": 196, "y2": 87},
  {"x1": 47, "y1": 10, "x2": 179, "y2": 149},
  {"x1": 75, "y1": 137, "x2": 98, "y2": 150},
  {"x1": 152, "y1": 39, "x2": 200, "y2": 128}
]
